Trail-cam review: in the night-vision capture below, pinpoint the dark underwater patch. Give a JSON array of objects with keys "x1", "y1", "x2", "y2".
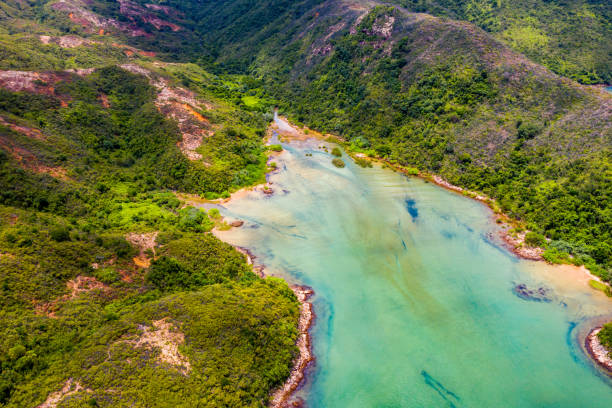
[
  {"x1": 512, "y1": 283, "x2": 552, "y2": 302},
  {"x1": 405, "y1": 198, "x2": 419, "y2": 220},
  {"x1": 441, "y1": 230, "x2": 456, "y2": 239},
  {"x1": 565, "y1": 321, "x2": 580, "y2": 363},
  {"x1": 421, "y1": 370, "x2": 461, "y2": 407}
]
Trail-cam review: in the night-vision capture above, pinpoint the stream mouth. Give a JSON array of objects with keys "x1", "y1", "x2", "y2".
[{"x1": 216, "y1": 126, "x2": 612, "y2": 407}]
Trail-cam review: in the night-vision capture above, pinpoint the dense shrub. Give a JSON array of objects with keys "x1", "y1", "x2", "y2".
[{"x1": 524, "y1": 232, "x2": 546, "y2": 247}]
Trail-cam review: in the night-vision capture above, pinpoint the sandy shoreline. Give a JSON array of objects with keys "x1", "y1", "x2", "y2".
[{"x1": 585, "y1": 327, "x2": 612, "y2": 376}]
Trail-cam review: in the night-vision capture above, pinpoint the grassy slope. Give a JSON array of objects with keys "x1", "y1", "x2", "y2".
[{"x1": 0, "y1": 3, "x2": 298, "y2": 407}]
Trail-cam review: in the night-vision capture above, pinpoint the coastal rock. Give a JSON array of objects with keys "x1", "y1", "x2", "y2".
[
  {"x1": 230, "y1": 220, "x2": 244, "y2": 227},
  {"x1": 586, "y1": 327, "x2": 612, "y2": 374},
  {"x1": 269, "y1": 286, "x2": 314, "y2": 408},
  {"x1": 512, "y1": 283, "x2": 552, "y2": 302}
]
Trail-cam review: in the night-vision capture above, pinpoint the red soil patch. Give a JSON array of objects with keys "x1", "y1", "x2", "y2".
[
  {"x1": 0, "y1": 70, "x2": 63, "y2": 94},
  {"x1": 118, "y1": 64, "x2": 214, "y2": 160},
  {"x1": 0, "y1": 134, "x2": 70, "y2": 181},
  {"x1": 145, "y1": 3, "x2": 183, "y2": 17},
  {"x1": 0, "y1": 70, "x2": 73, "y2": 106},
  {"x1": 52, "y1": 0, "x2": 150, "y2": 37},
  {"x1": 0, "y1": 116, "x2": 45, "y2": 140},
  {"x1": 99, "y1": 93, "x2": 110, "y2": 108},
  {"x1": 119, "y1": 0, "x2": 181, "y2": 32},
  {"x1": 126, "y1": 231, "x2": 158, "y2": 268},
  {"x1": 139, "y1": 50, "x2": 156, "y2": 57}
]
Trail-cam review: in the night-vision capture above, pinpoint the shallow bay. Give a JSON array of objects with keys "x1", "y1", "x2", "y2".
[{"x1": 216, "y1": 134, "x2": 612, "y2": 407}]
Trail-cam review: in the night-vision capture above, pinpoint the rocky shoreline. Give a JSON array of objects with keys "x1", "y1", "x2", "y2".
[
  {"x1": 226, "y1": 245, "x2": 315, "y2": 407},
  {"x1": 585, "y1": 327, "x2": 612, "y2": 375},
  {"x1": 269, "y1": 285, "x2": 315, "y2": 408},
  {"x1": 425, "y1": 175, "x2": 545, "y2": 261}
]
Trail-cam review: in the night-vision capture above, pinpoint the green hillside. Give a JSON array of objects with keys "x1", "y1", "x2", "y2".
[{"x1": 388, "y1": 0, "x2": 612, "y2": 85}]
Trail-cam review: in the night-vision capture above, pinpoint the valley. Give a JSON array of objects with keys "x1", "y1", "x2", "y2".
[{"x1": 0, "y1": 0, "x2": 610, "y2": 406}]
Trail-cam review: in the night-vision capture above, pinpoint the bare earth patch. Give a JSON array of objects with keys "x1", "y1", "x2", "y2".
[
  {"x1": 126, "y1": 231, "x2": 158, "y2": 268},
  {"x1": 0, "y1": 116, "x2": 46, "y2": 140},
  {"x1": 51, "y1": 0, "x2": 149, "y2": 36},
  {"x1": 67, "y1": 276, "x2": 108, "y2": 299},
  {"x1": 119, "y1": 0, "x2": 181, "y2": 32},
  {"x1": 135, "y1": 318, "x2": 191, "y2": 375},
  {"x1": 39, "y1": 35, "x2": 95, "y2": 48},
  {"x1": 0, "y1": 134, "x2": 71, "y2": 181},
  {"x1": 0, "y1": 70, "x2": 65, "y2": 95},
  {"x1": 36, "y1": 379, "x2": 90, "y2": 408},
  {"x1": 119, "y1": 64, "x2": 213, "y2": 160}
]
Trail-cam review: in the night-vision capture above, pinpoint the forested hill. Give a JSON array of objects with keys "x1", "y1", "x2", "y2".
[
  {"x1": 385, "y1": 0, "x2": 612, "y2": 85},
  {"x1": 59, "y1": 0, "x2": 612, "y2": 280}
]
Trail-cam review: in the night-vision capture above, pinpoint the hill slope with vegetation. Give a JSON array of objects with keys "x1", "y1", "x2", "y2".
[
  {"x1": 0, "y1": 2, "x2": 300, "y2": 407},
  {"x1": 386, "y1": 0, "x2": 612, "y2": 85}
]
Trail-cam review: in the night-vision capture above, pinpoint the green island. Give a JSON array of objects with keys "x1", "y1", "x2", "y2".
[{"x1": 0, "y1": 0, "x2": 610, "y2": 406}]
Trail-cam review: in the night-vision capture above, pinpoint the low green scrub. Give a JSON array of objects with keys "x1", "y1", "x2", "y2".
[
  {"x1": 598, "y1": 323, "x2": 612, "y2": 355},
  {"x1": 354, "y1": 157, "x2": 373, "y2": 168},
  {"x1": 332, "y1": 158, "x2": 345, "y2": 168},
  {"x1": 268, "y1": 144, "x2": 283, "y2": 152},
  {"x1": 588, "y1": 280, "x2": 612, "y2": 297},
  {"x1": 524, "y1": 231, "x2": 546, "y2": 247},
  {"x1": 0, "y1": 41, "x2": 299, "y2": 406}
]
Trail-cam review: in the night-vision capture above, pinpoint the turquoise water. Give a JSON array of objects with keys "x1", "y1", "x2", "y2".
[
  {"x1": 605, "y1": 86, "x2": 612, "y2": 94},
  {"x1": 216, "y1": 131, "x2": 612, "y2": 407}
]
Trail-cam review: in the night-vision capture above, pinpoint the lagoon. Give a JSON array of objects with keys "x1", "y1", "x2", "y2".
[{"x1": 216, "y1": 128, "x2": 612, "y2": 407}]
